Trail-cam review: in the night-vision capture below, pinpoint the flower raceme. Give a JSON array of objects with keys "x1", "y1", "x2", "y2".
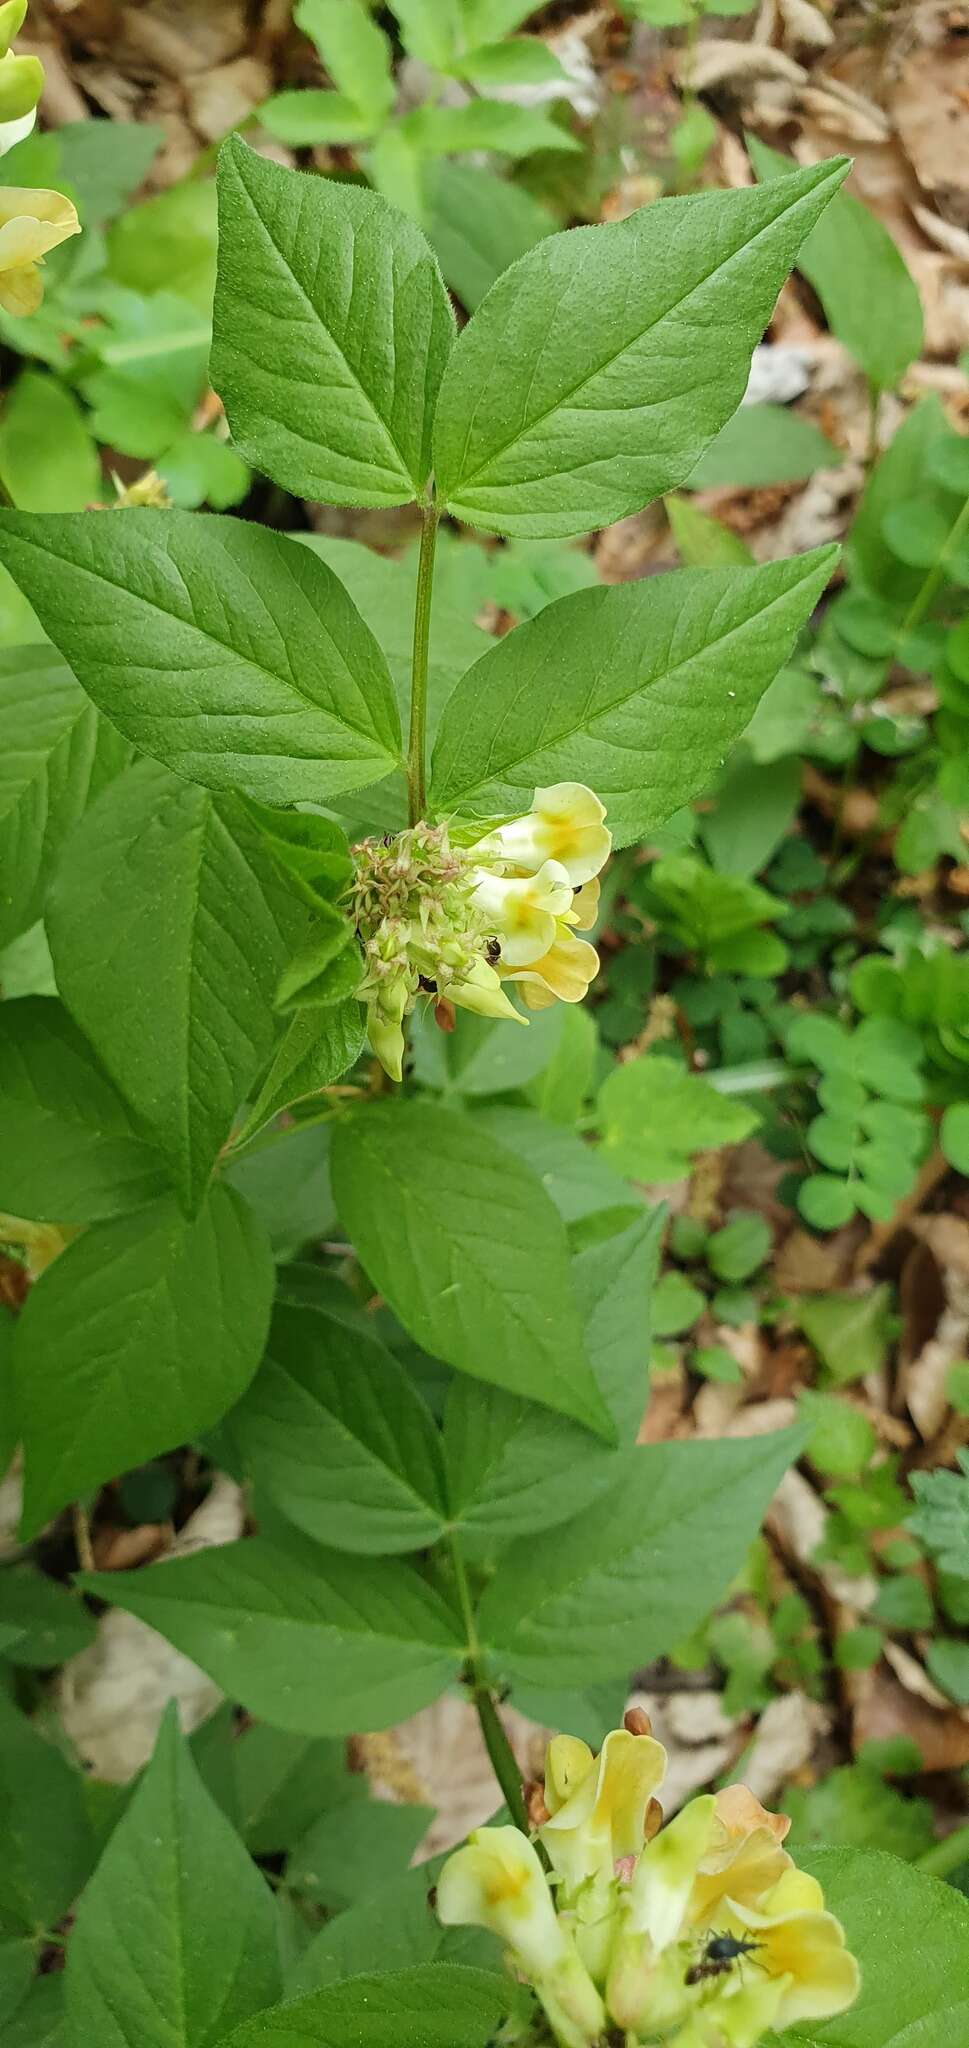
[
  {"x1": 436, "y1": 1714, "x2": 860, "y2": 2048},
  {"x1": 349, "y1": 784, "x2": 611, "y2": 1080}
]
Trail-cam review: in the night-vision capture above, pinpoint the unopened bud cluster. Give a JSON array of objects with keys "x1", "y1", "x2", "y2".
[
  {"x1": 437, "y1": 1715, "x2": 860, "y2": 2048},
  {"x1": 350, "y1": 784, "x2": 611, "y2": 1081}
]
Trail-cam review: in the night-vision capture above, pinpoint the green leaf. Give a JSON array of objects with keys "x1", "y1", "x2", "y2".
[
  {"x1": 651, "y1": 1270, "x2": 705, "y2": 1336},
  {"x1": 0, "y1": 512, "x2": 402, "y2": 808},
  {"x1": 158, "y1": 431, "x2": 251, "y2": 513},
  {"x1": 665, "y1": 493, "x2": 754, "y2": 567},
  {"x1": 233, "y1": 1725, "x2": 362, "y2": 1857},
  {"x1": 707, "y1": 1211, "x2": 771, "y2": 1282},
  {"x1": 0, "y1": 1563, "x2": 96, "y2": 1668},
  {"x1": 224, "y1": 1299, "x2": 448, "y2": 1554},
  {"x1": 797, "y1": 1285, "x2": 894, "y2": 1384},
  {"x1": 871, "y1": 1573, "x2": 934, "y2": 1631},
  {"x1": 258, "y1": 90, "x2": 377, "y2": 148},
  {"x1": 0, "y1": 645, "x2": 130, "y2": 950},
  {"x1": 65, "y1": 1710, "x2": 281, "y2": 2048},
  {"x1": 0, "y1": 1939, "x2": 35, "y2": 2028},
  {"x1": 46, "y1": 763, "x2": 311, "y2": 1211},
  {"x1": 294, "y1": 0, "x2": 394, "y2": 122},
  {"x1": 453, "y1": 38, "x2": 568, "y2": 88},
  {"x1": 412, "y1": 1002, "x2": 566, "y2": 1099},
  {"x1": 107, "y1": 180, "x2": 218, "y2": 313},
  {"x1": 0, "y1": 372, "x2": 100, "y2": 512},
  {"x1": 212, "y1": 138, "x2": 455, "y2": 508},
  {"x1": 286, "y1": 1799, "x2": 433, "y2": 1911},
  {"x1": 427, "y1": 163, "x2": 555, "y2": 312},
  {"x1": 783, "y1": 1765, "x2": 934, "y2": 1864},
  {"x1": 0, "y1": 997, "x2": 170, "y2": 1224},
  {"x1": 225, "y1": 1123, "x2": 337, "y2": 1261},
  {"x1": 0, "y1": 1693, "x2": 97, "y2": 1936},
  {"x1": 56, "y1": 118, "x2": 164, "y2": 226},
  {"x1": 686, "y1": 401, "x2": 841, "y2": 489},
  {"x1": 925, "y1": 1636, "x2": 969, "y2": 1705},
  {"x1": 942, "y1": 1103, "x2": 969, "y2": 1174},
  {"x1": 78, "y1": 1535, "x2": 465, "y2": 1735},
  {"x1": 400, "y1": 99, "x2": 578, "y2": 162},
  {"x1": 478, "y1": 1428, "x2": 802, "y2": 1688},
  {"x1": 776, "y1": 1846, "x2": 969, "y2": 2047},
  {"x1": 331, "y1": 1101, "x2": 614, "y2": 1439},
  {"x1": 15, "y1": 1185, "x2": 274, "y2": 1537},
  {"x1": 847, "y1": 395, "x2": 949, "y2": 608},
  {"x1": 431, "y1": 550, "x2": 834, "y2": 844},
  {"x1": 4, "y1": 1977, "x2": 64, "y2": 2048},
  {"x1": 432, "y1": 159, "x2": 849, "y2": 537},
  {"x1": 216, "y1": 1966, "x2": 510, "y2": 2048},
  {"x1": 598, "y1": 1055, "x2": 759, "y2": 1181},
  {"x1": 907, "y1": 1451, "x2": 969, "y2": 1577},
  {"x1": 748, "y1": 136, "x2": 923, "y2": 391},
  {"x1": 235, "y1": 1004, "x2": 365, "y2": 1147},
  {"x1": 445, "y1": 1208, "x2": 662, "y2": 1540},
  {"x1": 473, "y1": 1105, "x2": 643, "y2": 1226}
]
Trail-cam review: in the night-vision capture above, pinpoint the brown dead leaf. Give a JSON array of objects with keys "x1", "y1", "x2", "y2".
[
  {"x1": 773, "y1": 1223, "x2": 861, "y2": 1294},
  {"x1": 892, "y1": 39, "x2": 969, "y2": 219},
  {"x1": 853, "y1": 1663, "x2": 969, "y2": 1772},
  {"x1": 740, "y1": 1692, "x2": 829, "y2": 1805}
]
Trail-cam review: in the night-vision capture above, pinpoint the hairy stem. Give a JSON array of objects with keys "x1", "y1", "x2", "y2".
[
  {"x1": 448, "y1": 1531, "x2": 529, "y2": 1831},
  {"x1": 407, "y1": 499, "x2": 440, "y2": 825}
]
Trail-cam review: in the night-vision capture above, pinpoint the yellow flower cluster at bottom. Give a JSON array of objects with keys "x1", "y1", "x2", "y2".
[{"x1": 437, "y1": 1716, "x2": 859, "y2": 2048}]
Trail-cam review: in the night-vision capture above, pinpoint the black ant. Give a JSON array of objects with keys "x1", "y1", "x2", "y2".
[
  {"x1": 485, "y1": 937, "x2": 502, "y2": 963},
  {"x1": 685, "y1": 1933, "x2": 764, "y2": 1986}
]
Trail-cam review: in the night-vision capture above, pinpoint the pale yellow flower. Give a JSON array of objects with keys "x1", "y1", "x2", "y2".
[
  {"x1": 540, "y1": 1727, "x2": 667, "y2": 1984},
  {"x1": 503, "y1": 929, "x2": 601, "y2": 1009},
  {"x1": 471, "y1": 857, "x2": 573, "y2": 967},
  {"x1": 437, "y1": 1825, "x2": 605, "y2": 2048},
  {"x1": 473, "y1": 783, "x2": 612, "y2": 886},
  {"x1": 713, "y1": 1874, "x2": 861, "y2": 2030},
  {"x1": 0, "y1": 186, "x2": 80, "y2": 315}
]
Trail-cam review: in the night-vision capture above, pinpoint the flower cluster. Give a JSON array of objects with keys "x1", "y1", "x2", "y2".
[
  {"x1": 437, "y1": 1714, "x2": 859, "y2": 2048},
  {"x1": 0, "y1": 3, "x2": 80, "y2": 316},
  {"x1": 350, "y1": 784, "x2": 611, "y2": 1081}
]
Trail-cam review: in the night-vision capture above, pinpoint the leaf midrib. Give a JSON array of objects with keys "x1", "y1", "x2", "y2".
[{"x1": 444, "y1": 167, "x2": 842, "y2": 495}]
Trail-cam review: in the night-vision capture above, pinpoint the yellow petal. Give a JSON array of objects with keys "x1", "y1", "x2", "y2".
[
  {"x1": 0, "y1": 254, "x2": 39, "y2": 313},
  {"x1": 544, "y1": 1734, "x2": 595, "y2": 1814},
  {"x1": 628, "y1": 1795, "x2": 716, "y2": 1949},
  {"x1": 0, "y1": 185, "x2": 80, "y2": 248},
  {"x1": 505, "y1": 931, "x2": 600, "y2": 1005},
  {"x1": 437, "y1": 1825, "x2": 568, "y2": 1978}
]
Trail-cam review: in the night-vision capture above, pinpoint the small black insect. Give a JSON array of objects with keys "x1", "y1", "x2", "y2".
[
  {"x1": 685, "y1": 1934, "x2": 764, "y2": 1987},
  {"x1": 418, "y1": 974, "x2": 438, "y2": 993},
  {"x1": 485, "y1": 937, "x2": 502, "y2": 963}
]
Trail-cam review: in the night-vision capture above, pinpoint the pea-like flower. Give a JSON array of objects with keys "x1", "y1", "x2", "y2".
[
  {"x1": 472, "y1": 782, "x2": 611, "y2": 886},
  {"x1": 0, "y1": 186, "x2": 80, "y2": 315},
  {"x1": 436, "y1": 1825, "x2": 605, "y2": 2048},
  {"x1": 436, "y1": 1715, "x2": 860, "y2": 2048},
  {"x1": 470, "y1": 858, "x2": 574, "y2": 966},
  {"x1": 349, "y1": 785, "x2": 611, "y2": 1079}
]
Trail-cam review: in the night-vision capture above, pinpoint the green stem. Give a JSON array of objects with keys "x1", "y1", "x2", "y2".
[
  {"x1": 900, "y1": 491, "x2": 969, "y2": 637},
  {"x1": 448, "y1": 1531, "x2": 529, "y2": 1832},
  {"x1": 407, "y1": 499, "x2": 439, "y2": 825},
  {"x1": 915, "y1": 1823, "x2": 969, "y2": 1879}
]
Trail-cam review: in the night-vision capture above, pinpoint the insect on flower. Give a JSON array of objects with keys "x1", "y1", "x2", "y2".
[{"x1": 685, "y1": 1932, "x2": 765, "y2": 1986}]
